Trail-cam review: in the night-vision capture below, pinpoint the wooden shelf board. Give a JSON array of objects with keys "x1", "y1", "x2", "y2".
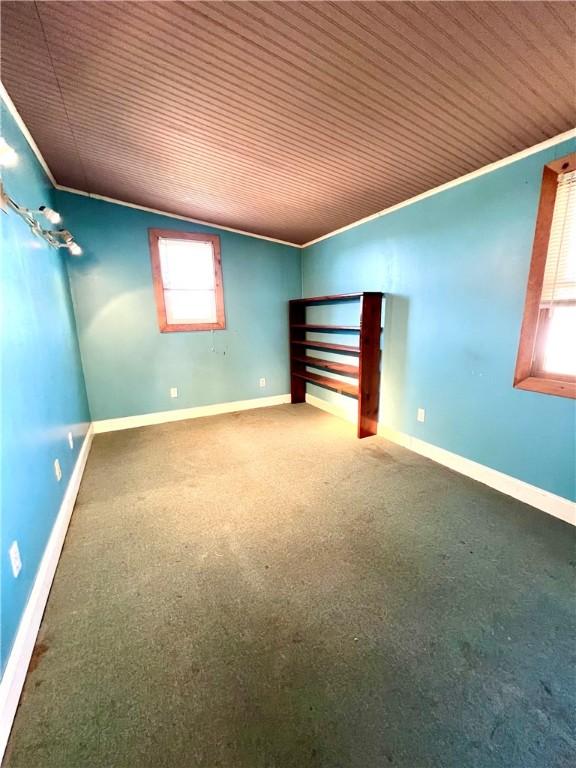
[
  {"x1": 293, "y1": 371, "x2": 358, "y2": 398},
  {"x1": 292, "y1": 355, "x2": 359, "y2": 378},
  {"x1": 289, "y1": 293, "x2": 363, "y2": 305},
  {"x1": 291, "y1": 324, "x2": 360, "y2": 331},
  {"x1": 290, "y1": 339, "x2": 359, "y2": 354}
]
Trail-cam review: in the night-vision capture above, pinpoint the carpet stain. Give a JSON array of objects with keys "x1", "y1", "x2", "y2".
[
  {"x1": 364, "y1": 445, "x2": 399, "y2": 463},
  {"x1": 27, "y1": 641, "x2": 49, "y2": 674},
  {"x1": 540, "y1": 680, "x2": 553, "y2": 697}
]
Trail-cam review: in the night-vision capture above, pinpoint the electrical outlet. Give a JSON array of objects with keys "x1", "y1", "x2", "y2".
[
  {"x1": 170, "y1": 387, "x2": 178, "y2": 398},
  {"x1": 417, "y1": 408, "x2": 426, "y2": 423},
  {"x1": 68, "y1": 431, "x2": 74, "y2": 450},
  {"x1": 54, "y1": 458, "x2": 62, "y2": 482},
  {"x1": 9, "y1": 541, "x2": 22, "y2": 578},
  {"x1": 259, "y1": 378, "x2": 266, "y2": 388}
]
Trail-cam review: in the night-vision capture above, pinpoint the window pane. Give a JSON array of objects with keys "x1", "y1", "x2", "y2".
[
  {"x1": 541, "y1": 170, "x2": 576, "y2": 303},
  {"x1": 164, "y1": 289, "x2": 217, "y2": 324},
  {"x1": 542, "y1": 305, "x2": 576, "y2": 376},
  {"x1": 159, "y1": 238, "x2": 215, "y2": 290}
]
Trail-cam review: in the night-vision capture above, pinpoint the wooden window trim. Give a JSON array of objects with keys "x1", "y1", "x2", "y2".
[
  {"x1": 513, "y1": 153, "x2": 576, "y2": 399},
  {"x1": 148, "y1": 228, "x2": 226, "y2": 333}
]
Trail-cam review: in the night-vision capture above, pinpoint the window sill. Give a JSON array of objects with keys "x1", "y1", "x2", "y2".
[
  {"x1": 514, "y1": 375, "x2": 576, "y2": 399},
  {"x1": 160, "y1": 321, "x2": 226, "y2": 333}
]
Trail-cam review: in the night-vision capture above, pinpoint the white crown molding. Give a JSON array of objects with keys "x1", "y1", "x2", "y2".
[
  {"x1": 0, "y1": 82, "x2": 57, "y2": 187},
  {"x1": 56, "y1": 129, "x2": 576, "y2": 251},
  {"x1": 0, "y1": 425, "x2": 94, "y2": 764},
  {"x1": 305, "y1": 394, "x2": 576, "y2": 527},
  {"x1": 54, "y1": 186, "x2": 302, "y2": 248},
  {"x1": 0, "y1": 81, "x2": 301, "y2": 249},
  {"x1": 301, "y1": 129, "x2": 576, "y2": 248},
  {"x1": 3, "y1": 78, "x2": 574, "y2": 252},
  {"x1": 93, "y1": 394, "x2": 292, "y2": 433}
]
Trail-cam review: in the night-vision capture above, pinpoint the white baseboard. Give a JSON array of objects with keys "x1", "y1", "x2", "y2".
[
  {"x1": 0, "y1": 425, "x2": 94, "y2": 763},
  {"x1": 305, "y1": 394, "x2": 575, "y2": 526},
  {"x1": 93, "y1": 394, "x2": 292, "y2": 433},
  {"x1": 305, "y1": 392, "x2": 358, "y2": 422}
]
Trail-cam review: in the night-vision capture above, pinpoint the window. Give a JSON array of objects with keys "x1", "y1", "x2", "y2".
[
  {"x1": 148, "y1": 229, "x2": 225, "y2": 332},
  {"x1": 514, "y1": 153, "x2": 576, "y2": 399}
]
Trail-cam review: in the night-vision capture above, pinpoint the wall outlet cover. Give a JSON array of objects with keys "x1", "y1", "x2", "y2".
[
  {"x1": 9, "y1": 541, "x2": 22, "y2": 578},
  {"x1": 54, "y1": 458, "x2": 62, "y2": 482},
  {"x1": 170, "y1": 387, "x2": 178, "y2": 398},
  {"x1": 259, "y1": 378, "x2": 266, "y2": 388},
  {"x1": 417, "y1": 408, "x2": 426, "y2": 423}
]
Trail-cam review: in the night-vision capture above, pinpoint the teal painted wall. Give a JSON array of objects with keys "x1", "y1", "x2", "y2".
[
  {"x1": 55, "y1": 192, "x2": 301, "y2": 421},
  {"x1": 302, "y1": 139, "x2": 576, "y2": 502},
  {"x1": 1, "y1": 104, "x2": 90, "y2": 672}
]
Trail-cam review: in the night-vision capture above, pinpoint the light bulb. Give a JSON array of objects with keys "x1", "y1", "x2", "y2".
[
  {"x1": 39, "y1": 206, "x2": 62, "y2": 224},
  {"x1": 68, "y1": 242, "x2": 82, "y2": 256},
  {"x1": 0, "y1": 137, "x2": 18, "y2": 168}
]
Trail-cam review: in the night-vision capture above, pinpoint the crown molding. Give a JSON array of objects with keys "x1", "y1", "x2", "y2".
[
  {"x1": 301, "y1": 129, "x2": 576, "y2": 248},
  {"x1": 0, "y1": 82, "x2": 57, "y2": 186},
  {"x1": 0, "y1": 81, "x2": 301, "y2": 249},
  {"x1": 61, "y1": 128, "x2": 575, "y2": 250},
  {"x1": 54, "y1": 185, "x2": 302, "y2": 248},
  {"x1": 3, "y1": 79, "x2": 574, "y2": 252}
]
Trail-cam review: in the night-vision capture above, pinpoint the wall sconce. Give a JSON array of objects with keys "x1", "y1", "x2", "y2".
[
  {"x1": 36, "y1": 205, "x2": 62, "y2": 224},
  {"x1": 0, "y1": 180, "x2": 82, "y2": 256},
  {"x1": 58, "y1": 229, "x2": 82, "y2": 255}
]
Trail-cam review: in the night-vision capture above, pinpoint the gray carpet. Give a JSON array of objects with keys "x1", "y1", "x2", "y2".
[{"x1": 4, "y1": 404, "x2": 575, "y2": 768}]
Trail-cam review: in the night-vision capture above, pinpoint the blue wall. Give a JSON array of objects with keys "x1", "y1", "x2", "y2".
[
  {"x1": 302, "y1": 139, "x2": 576, "y2": 502},
  {"x1": 55, "y1": 192, "x2": 301, "y2": 421},
  {"x1": 1, "y1": 104, "x2": 90, "y2": 672}
]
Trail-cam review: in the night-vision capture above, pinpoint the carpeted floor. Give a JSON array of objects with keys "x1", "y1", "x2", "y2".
[{"x1": 4, "y1": 404, "x2": 575, "y2": 768}]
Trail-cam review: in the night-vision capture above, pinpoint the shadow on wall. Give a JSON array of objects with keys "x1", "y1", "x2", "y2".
[{"x1": 380, "y1": 295, "x2": 410, "y2": 429}]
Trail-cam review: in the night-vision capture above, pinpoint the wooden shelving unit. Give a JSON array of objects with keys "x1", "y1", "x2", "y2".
[{"x1": 289, "y1": 292, "x2": 383, "y2": 438}]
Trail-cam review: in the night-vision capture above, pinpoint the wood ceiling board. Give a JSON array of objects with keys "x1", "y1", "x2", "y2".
[{"x1": 2, "y1": 1, "x2": 574, "y2": 244}]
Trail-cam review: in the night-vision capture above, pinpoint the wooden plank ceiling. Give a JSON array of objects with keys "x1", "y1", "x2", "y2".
[{"x1": 1, "y1": 1, "x2": 574, "y2": 245}]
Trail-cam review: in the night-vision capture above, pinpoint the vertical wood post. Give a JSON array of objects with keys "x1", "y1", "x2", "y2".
[
  {"x1": 289, "y1": 302, "x2": 306, "y2": 403},
  {"x1": 357, "y1": 292, "x2": 382, "y2": 438}
]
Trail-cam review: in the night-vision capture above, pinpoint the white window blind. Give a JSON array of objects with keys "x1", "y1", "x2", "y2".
[
  {"x1": 538, "y1": 168, "x2": 576, "y2": 376},
  {"x1": 158, "y1": 238, "x2": 217, "y2": 324},
  {"x1": 540, "y1": 169, "x2": 576, "y2": 305}
]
